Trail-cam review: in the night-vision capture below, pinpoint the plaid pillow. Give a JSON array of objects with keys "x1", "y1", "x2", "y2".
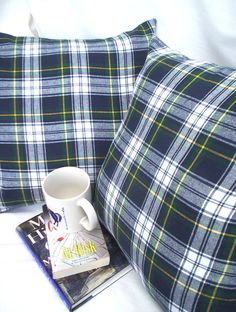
[
  {"x1": 95, "y1": 37, "x2": 236, "y2": 311},
  {"x1": 0, "y1": 19, "x2": 156, "y2": 211}
]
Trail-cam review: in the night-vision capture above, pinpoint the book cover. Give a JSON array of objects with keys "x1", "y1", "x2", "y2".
[
  {"x1": 16, "y1": 213, "x2": 131, "y2": 311},
  {"x1": 43, "y1": 204, "x2": 110, "y2": 279}
]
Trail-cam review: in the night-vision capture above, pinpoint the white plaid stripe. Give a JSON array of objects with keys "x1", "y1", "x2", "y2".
[
  {"x1": 104, "y1": 180, "x2": 120, "y2": 231},
  {"x1": 74, "y1": 120, "x2": 93, "y2": 140},
  {"x1": 23, "y1": 38, "x2": 40, "y2": 56},
  {"x1": 70, "y1": 74, "x2": 90, "y2": 94},
  {"x1": 22, "y1": 38, "x2": 46, "y2": 201},
  {"x1": 204, "y1": 187, "x2": 236, "y2": 220},
  {"x1": 29, "y1": 170, "x2": 47, "y2": 188},
  {"x1": 155, "y1": 157, "x2": 178, "y2": 190},
  {"x1": 186, "y1": 102, "x2": 215, "y2": 131},
  {"x1": 23, "y1": 78, "x2": 41, "y2": 97},
  {"x1": 124, "y1": 135, "x2": 143, "y2": 161},
  {"x1": 119, "y1": 75, "x2": 134, "y2": 94},
  {"x1": 24, "y1": 123, "x2": 44, "y2": 143},
  {"x1": 149, "y1": 84, "x2": 172, "y2": 110}
]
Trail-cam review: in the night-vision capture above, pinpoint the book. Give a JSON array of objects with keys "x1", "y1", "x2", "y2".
[
  {"x1": 16, "y1": 213, "x2": 131, "y2": 311},
  {"x1": 42, "y1": 204, "x2": 110, "y2": 279}
]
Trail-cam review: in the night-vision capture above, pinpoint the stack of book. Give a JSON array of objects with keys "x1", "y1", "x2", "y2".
[{"x1": 16, "y1": 207, "x2": 131, "y2": 311}]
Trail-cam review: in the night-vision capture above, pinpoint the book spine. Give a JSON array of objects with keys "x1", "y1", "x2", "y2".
[{"x1": 16, "y1": 226, "x2": 72, "y2": 311}]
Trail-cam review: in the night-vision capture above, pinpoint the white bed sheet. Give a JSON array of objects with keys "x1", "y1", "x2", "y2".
[
  {"x1": 0, "y1": 0, "x2": 32, "y2": 36},
  {"x1": 1, "y1": 0, "x2": 236, "y2": 68},
  {"x1": 0, "y1": 204, "x2": 162, "y2": 312},
  {"x1": 27, "y1": 0, "x2": 236, "y2": 67}
]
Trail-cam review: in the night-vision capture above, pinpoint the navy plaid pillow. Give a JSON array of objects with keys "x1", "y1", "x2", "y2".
[
  {"x1": 0, "y1": 19, "x2": 156, "y2": 211},
  {"x1": 95, "y1": 37, "x2": 236, "y2": 311}
]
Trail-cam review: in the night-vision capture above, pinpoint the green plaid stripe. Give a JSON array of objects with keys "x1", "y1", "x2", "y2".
[
  {"x1": 95, "y1": 37, "x2": 236, "y2": 311},
  {"x1": 0, "y1": 19, "x2": 156, "y2": 211}
]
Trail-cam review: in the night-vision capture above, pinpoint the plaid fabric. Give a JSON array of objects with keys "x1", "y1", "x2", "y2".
[
  {"x1": 0, "y1": 19, "x2": 156, "y2": 211},
  {"x1": 95, "y1": 37, "x2": 236, "y2": 311}
]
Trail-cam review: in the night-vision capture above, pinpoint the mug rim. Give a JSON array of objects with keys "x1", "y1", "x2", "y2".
[{"x1": 42, "y1": 166, "x2": 91, "y2": 201}]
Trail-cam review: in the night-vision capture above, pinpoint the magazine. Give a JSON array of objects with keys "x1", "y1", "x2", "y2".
[{"x1": 16, "y1": 213, "x2": 131, "y2": 311}]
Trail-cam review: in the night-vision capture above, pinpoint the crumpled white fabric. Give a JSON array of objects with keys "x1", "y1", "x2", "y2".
[
  {"x1": 0, "y1": 0, "x2": 235, "y2": 67},
  {"x1": 27, "y1": 0, "x2": 236, "y2": 67}
]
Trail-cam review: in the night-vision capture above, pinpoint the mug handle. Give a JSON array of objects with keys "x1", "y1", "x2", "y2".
[{"x1": 77, "y1": 198, "x2": 99, "y2": 231}]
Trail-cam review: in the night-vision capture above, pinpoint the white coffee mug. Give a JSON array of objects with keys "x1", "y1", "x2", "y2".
[{"x1": 42, "y1": 167, "x2": 98, "y2": 232}]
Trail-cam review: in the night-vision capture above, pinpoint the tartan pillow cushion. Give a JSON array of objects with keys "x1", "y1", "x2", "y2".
[
  {"x1": 95, "y1": 37, "x2": 236, "y2": 311},
  {"x1": 0, "y1": 19, "x2": 156, "y2": 211}
]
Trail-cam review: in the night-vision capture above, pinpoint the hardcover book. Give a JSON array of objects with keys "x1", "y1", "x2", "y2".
[
  {"x1": 42, "y1": 204, "x2": 110, "y2": 279},
  {"x1": 16, "y1": 213, "x2": 131, "y2": 311}
]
